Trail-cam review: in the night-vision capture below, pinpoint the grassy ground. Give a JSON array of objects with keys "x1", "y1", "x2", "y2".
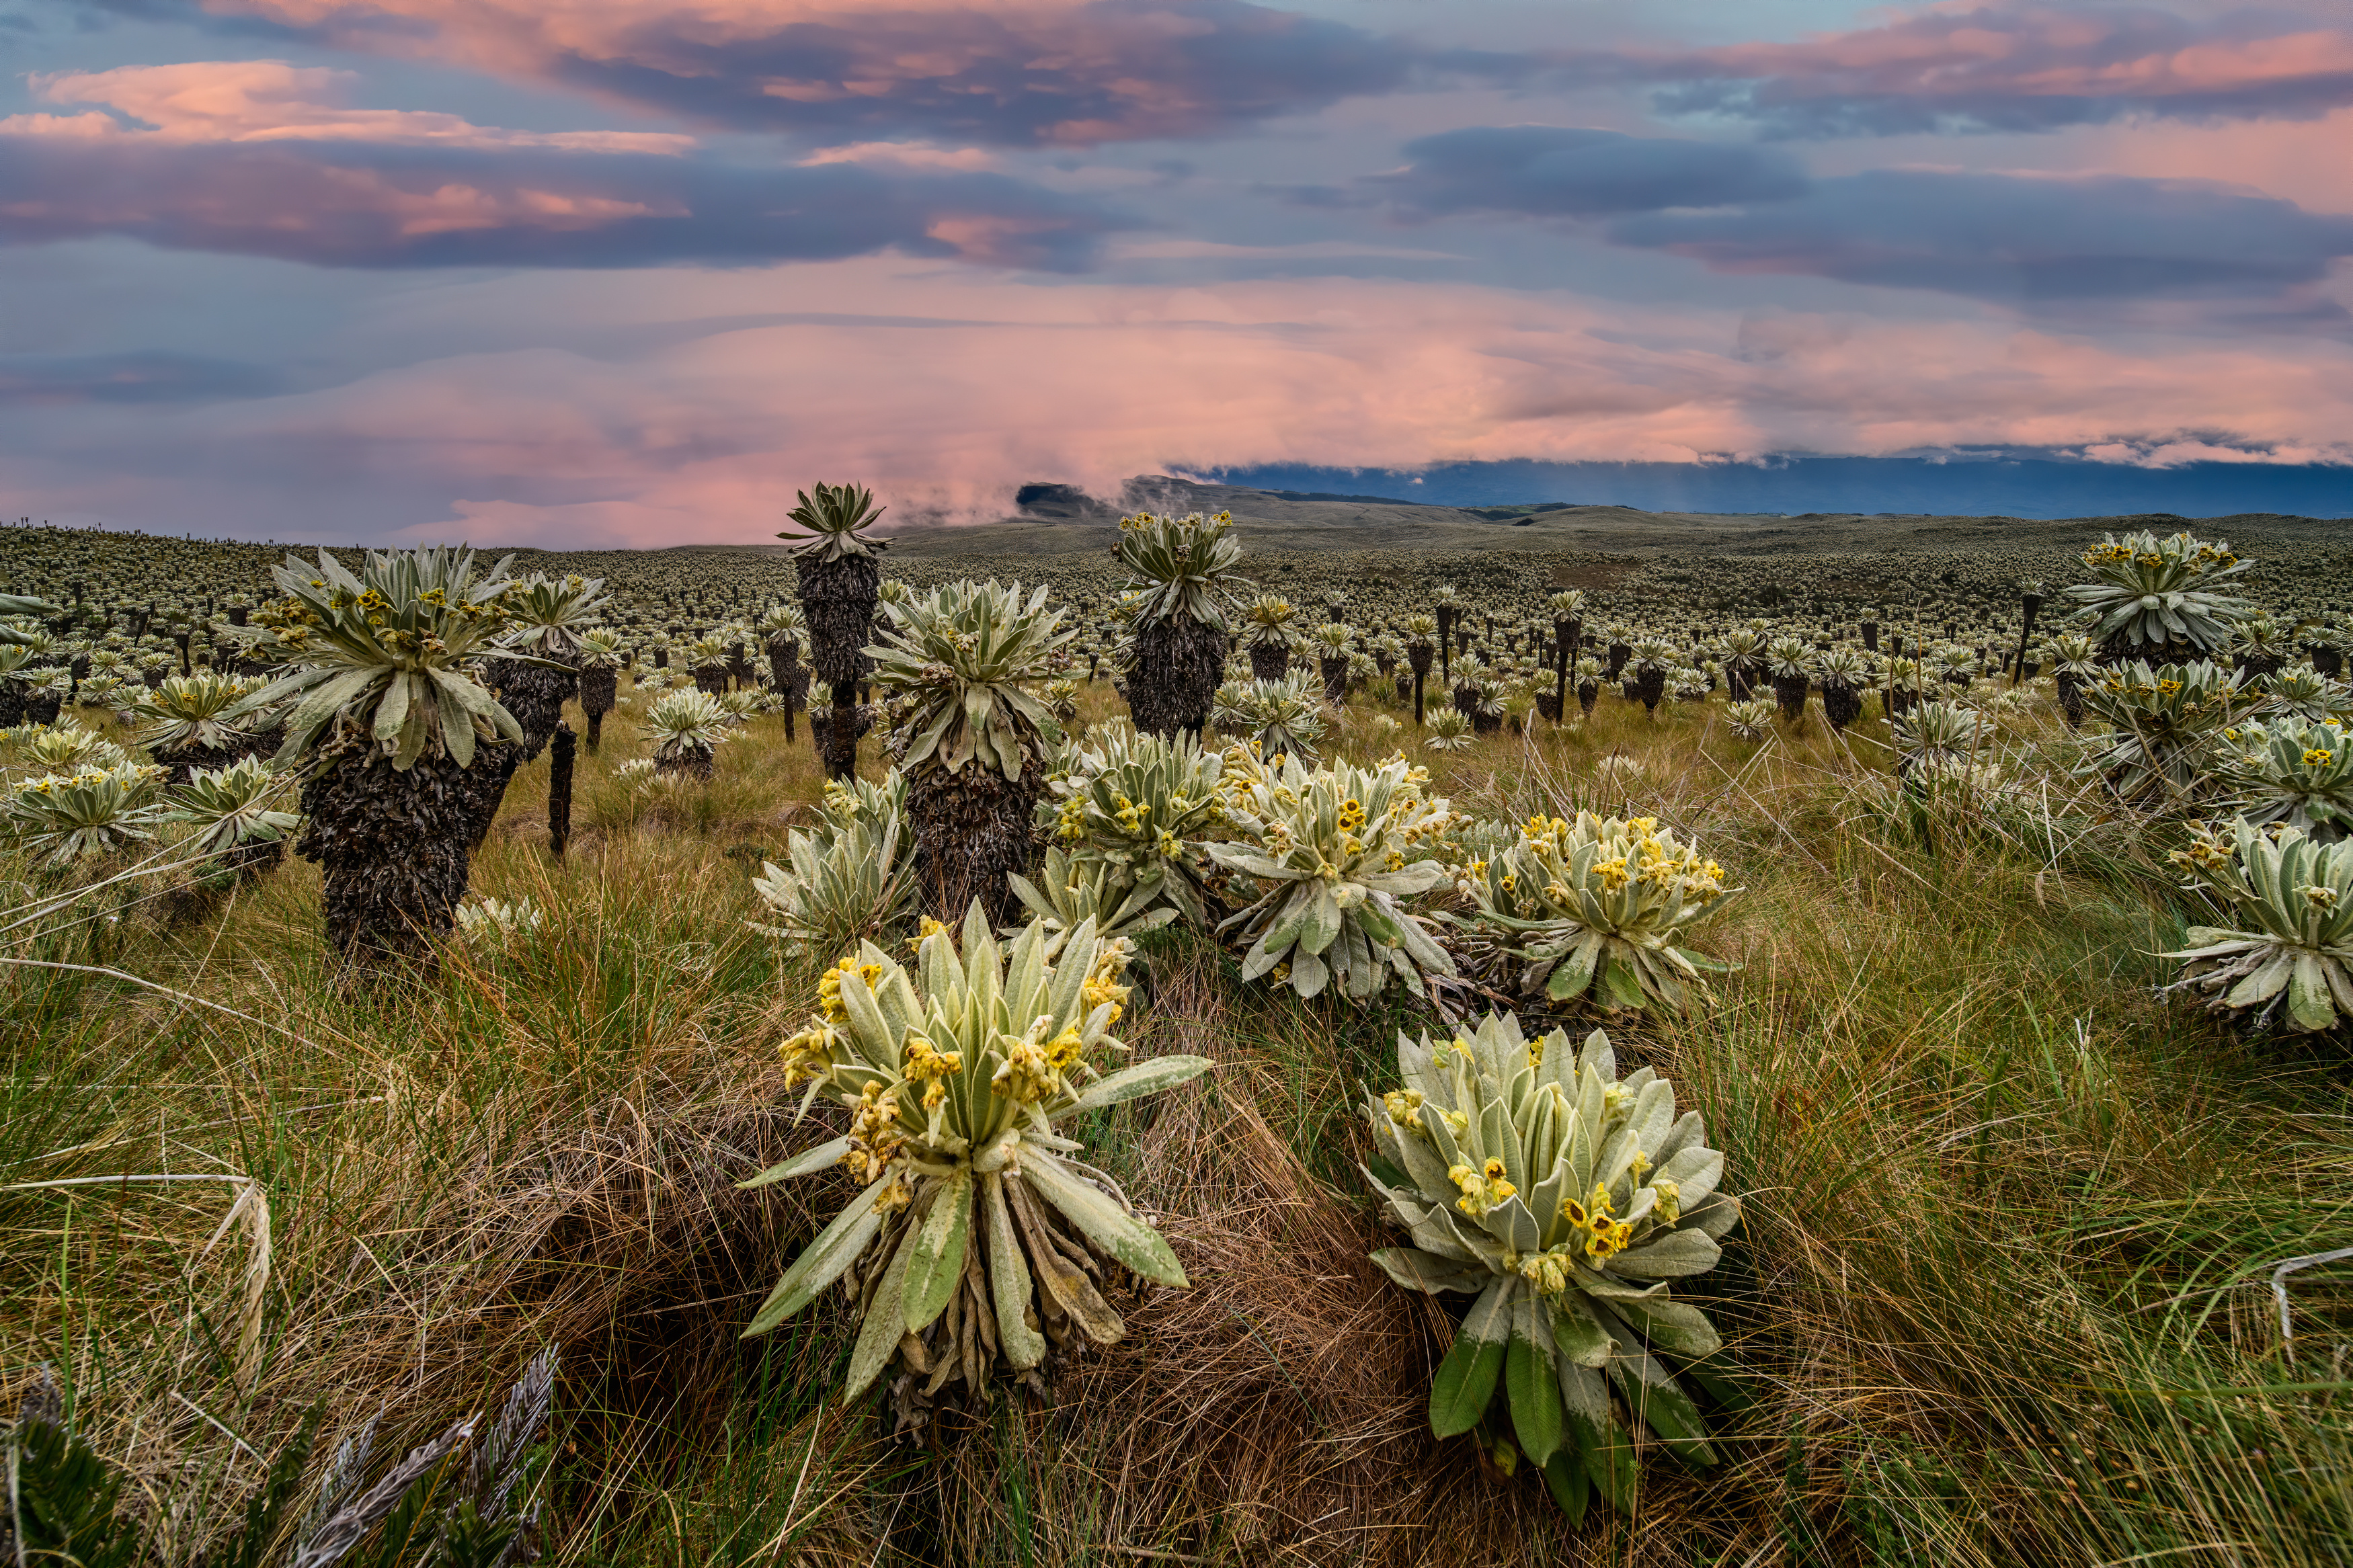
[{"x1": 4, "y1": 675, "x2": 2349, "y2": 1566}]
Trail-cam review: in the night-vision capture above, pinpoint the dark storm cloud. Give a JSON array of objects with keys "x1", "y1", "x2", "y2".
[
  {"x1": 0, "y1": 350, "x2": 281, "y2": 403},
  {"x1": 1373, "y1": 126, "x2": 1810, "y2": 218},
  {"x1": 0, "y1": 136, "x2": 1134, "y2": 270}
]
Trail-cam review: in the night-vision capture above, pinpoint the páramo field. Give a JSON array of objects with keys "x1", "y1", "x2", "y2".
[{"x1": 3, "y1": 493, "x2": 2351, "y2": 1567}]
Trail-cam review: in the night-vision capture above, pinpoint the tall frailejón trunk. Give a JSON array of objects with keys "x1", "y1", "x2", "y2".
[
  {"x1": 298, "y1": 738, "x2": 477, "y2": 968},
  {"x1": 579, "y1": 666, "x2": 616, "y2": 751},
  {"x1": 767, "y1": 637, "x2": 805, "y2": 742},
  {"x1": 1128, "y1": 617, "x2": 1225, "y2": 738},
  {"x1": 465, "y1": 655, "x2": 576, "y2": 846},
  {"x1": 1247, "y1": 638, "x2": 1289, "y2": 682},
  {"x1": 548, "y1": 723, "x2": 575, "y2": 858},
  {"x1": 1823, "y1": 680, "x2": 1861, "y2": 732},
  {"x1": 910, "y1": 758, "x2": 1039, "y2": 924},
  {"x1": 798, "y1": 554, "x2": 878, "y2": 781}
]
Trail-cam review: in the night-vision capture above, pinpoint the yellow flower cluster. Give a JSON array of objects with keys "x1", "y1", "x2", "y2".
[
  {"x1": 1449, "y1": 1157, "x2": 1517, "y2": 1219},
  {"x1": 2304, "y1": 747, "x2": 2336, "y2": 768},
  {"x1": 844, "y1": 1081, "x2": 905, "y2": 1182},
  {"x1": 900, "y1": 1032, "x2": 965, "y2": 1113},
  {"x1": 2168, "y1": 826, "x2": 2235, "y2": 875},
  {"x1": 817, "y1": 954, "x2": 885, "y2": 1023},
  {"x1": 777, "y1": 1022, "x2": 839, "y2": 1090},
  {"x1": 1561, "y1": 1182, "x2": 1635, "y2": 1264},
  {"x1": 1083, "y1": 946, "x2": 1131, "y2": 1025},
  {"x1": 990, "y1": 1020, "x2": 1085, "y2": 1104},
  {"x1": 1383, "y1": 1087, "x2": 1427, "y2": 1134}
]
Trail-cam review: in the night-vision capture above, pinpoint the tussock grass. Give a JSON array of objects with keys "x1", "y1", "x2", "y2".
[{"x1": 5, "y1": 677, "x2": 2348, "y2": 1566}]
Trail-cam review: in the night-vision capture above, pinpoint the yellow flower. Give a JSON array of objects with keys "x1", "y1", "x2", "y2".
[
  {"x1": 1650, "y1": 1178, "x2": 1681, "y2": 1224},
  {"x1": 2304, "y1": 748, "x2": 2335, "y2": 768},
  {"x1": 1043, "y1": 1025, "x2": 1086, "y2": 1071}
]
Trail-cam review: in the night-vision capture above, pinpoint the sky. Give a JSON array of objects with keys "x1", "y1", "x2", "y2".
[{"x1": 0, "y1": 0, "x2": 2349, "y2": 546}]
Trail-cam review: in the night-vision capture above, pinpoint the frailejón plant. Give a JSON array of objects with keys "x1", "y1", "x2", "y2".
[
  {"x1": 1363, "y1": 1012, "x2": 1741, "y2": 1519},
  {"x1": 742, "y1": 905, "x2": 1209, "y2": 1420}
]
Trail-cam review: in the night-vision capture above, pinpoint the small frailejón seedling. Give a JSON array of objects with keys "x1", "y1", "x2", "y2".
[
  {"x1": 1455, "y1": 813, "x2": 1734, "y2": 1012},
  {"x1": 2164, "y1": 820, "x2": 2353, "y2": 1033},
  {"x1": 1363, "y1": 1012, "x2": 1741, "y2": 1520},
  {"x1": 1207, "y1": 748, "x2": 1458, "y2": 1001},
  {"x1": 742, "y1": 905, "x2": 1209, "y2": 1422}
]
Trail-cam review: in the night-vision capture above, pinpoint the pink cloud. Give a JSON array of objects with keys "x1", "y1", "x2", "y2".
[
  {"x1": 1638, "y1": 2, "x2": 2353, "y2": 134},
  {"x1": 15, "y1": 60, "x2": 694, "y2": 152},
  {"x1": 184, "y1": 0, "x2": 1424, "y2": 145},
  {"x1": 15, "y1": 260, "x2": 2336, "y2": 547}
]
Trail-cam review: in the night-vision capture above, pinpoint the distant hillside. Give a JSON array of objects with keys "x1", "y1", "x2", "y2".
[{"x1": 868, "y1": 474, "x2": 2346, "y2": 558}]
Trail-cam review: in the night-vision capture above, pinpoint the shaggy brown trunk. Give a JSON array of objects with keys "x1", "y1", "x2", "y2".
[
  {"x1": 1247, "y1": 639, "x2": 1289, "y2": 682},
  {"x1": 579, "y1": 665, "x2": 616, "y2": 752},
  {"x1": 1823, "y1": 681, "x2": 1862, "y2": 732},
  {"x1": 0, "y1": 684, "x2": 22, "y2": 728},
  {"x1": 1632, "y1": 665, "x2": 1667, "y2": 713},
  {"x1": 2313, "y1": 646, "x2": 2344, "y2": 678},
  {"x1": 1552, "y1": 616, "x2": 1578, "y2": 723},
  {"x1": 2057, "y1": 671, "x2": 2085, "y2": 728},
  {"x1": 810, "y1": 701, "x2": 871, "y2": 774},
  {"x1": 458, "y1": 740, "x2": 522, "y2": 850},
  {"x1": 495, "y1": 657, "x2": 577, "y2": 759},
  {"x1": 1434, "y1": 607, "x2": 1454, "y2": 683},
  {"x1": 1606, "y1": 641, "x2": 1631, "y2": 682},
  {"x1": 1577, "y1": 679, "x2": 1599, "y2": 718},
  {"x1": 656, "y1": 744, "x2": 715, "y2": 781},
  {"x1": 692, "y1": 666, "x2": 729, "y2": 696},
  {"x1": 1128, "y1": 616, "x2": 1226, "y2": 738},
  {"x1": 1773, "y1": 674, "x2": 1808, "y2": 725},
  {"x1": 908, "y1": 757, "x2": 1039, "y2": 924},
  {"x1": 1405, "y1": 641, "x2": 1432, "y2": 726},
  {"x1": 1318, "y1": 655, "x2": 1348, "y2": 706},
  {"x1": 548, "y1": 723, "x2": 574, "y2": 858},
  {"x1": 297, "y1": 739, "x2": 477, "y2": 969},
  {"x1": 797, "y1": 553, "x2": 879, "y2": 779},
  {"x1": 157, "y1": 741, "x2": 242, "y2": 787}
]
